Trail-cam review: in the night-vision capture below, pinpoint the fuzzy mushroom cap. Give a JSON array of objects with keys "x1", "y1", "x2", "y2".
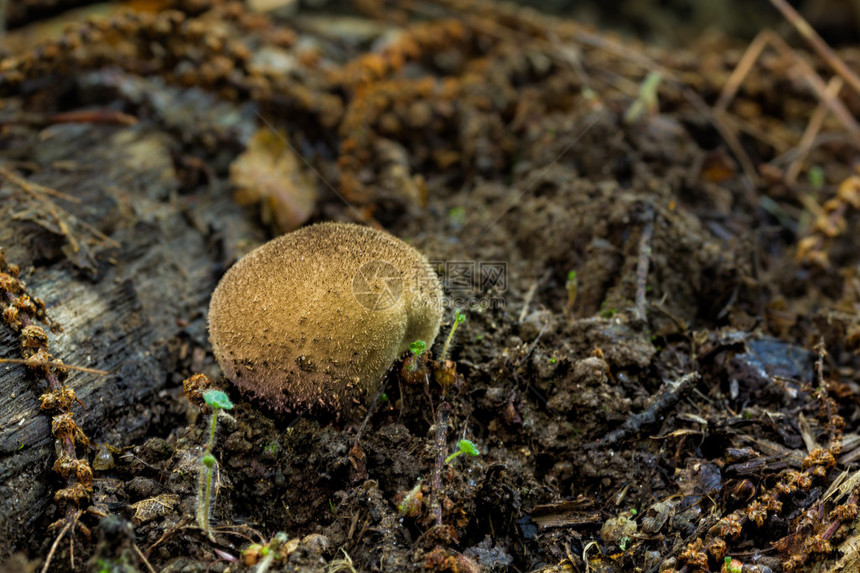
[{"x1": 208, "y1": 222, "x2": 443, "y2": 416}]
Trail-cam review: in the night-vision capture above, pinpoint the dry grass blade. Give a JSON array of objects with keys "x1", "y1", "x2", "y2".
[
  {"x1": 783, "y1": 76, "x2": 843, "y2": 184},
  {"x1": 768, "y1": 0, "x2": 860, "y2": 98},
  {"x1": 687, "y1": 89, "x2": 760, "y2": 188},
  {"x1": 713, "y1": 27, "x2": 860, "y2": 191},
  {"x1": 718, "y1": 31, "x2": 860, "y2": 141},
  {"x1": 0, "y1": 358, "x2": 109, "y2": 375},
  {"x1": 0, "y1": 167, "x2": 81, "y2": 203},
  {"x1": 0, "y1": 166, "x2": 120, "y2": 272}
]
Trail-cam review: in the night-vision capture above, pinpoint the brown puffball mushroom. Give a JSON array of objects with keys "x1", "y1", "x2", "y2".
[{"x1": 208, "y1": 222, "x2": 443, "y2": 417}]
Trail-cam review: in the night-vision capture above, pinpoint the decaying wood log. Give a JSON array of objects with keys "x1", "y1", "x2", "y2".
[{"x1": 0, "y1": 121, "x2": 260, "y2": 557}]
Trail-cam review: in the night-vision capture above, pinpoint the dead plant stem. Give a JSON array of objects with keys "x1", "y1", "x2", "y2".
[
  {"x1": 635, "y1": 210, "x2": 655, "y2": 324},
  {"x1": 431, "y1": 402, "x2": 451, "y2": 527},
  {"x1": 785, "y1": 77, "x2": 843, "y2": 183},
  {"x1": 768, "y1": 0, "x2": 860, "y2": 98}
]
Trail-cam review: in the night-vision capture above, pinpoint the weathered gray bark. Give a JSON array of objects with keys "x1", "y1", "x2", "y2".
[{"x1": 0, "y1": 121, "x2": 258, "y2": 556}]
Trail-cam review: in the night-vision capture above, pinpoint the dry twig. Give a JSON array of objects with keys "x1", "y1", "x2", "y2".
[
  {"x1": 634, "y1": 208, "x2": 655, "y2": 324},
  {"x1": 431, "y1": 402, "x2": 451, "y2": 527},
  {"x1": 595, "y1": 371, "x2": 701, "y2": 449}
]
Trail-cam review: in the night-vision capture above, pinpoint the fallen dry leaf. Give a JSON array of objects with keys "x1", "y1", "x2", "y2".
[
  {"x1": 130, "y1": 493, "x2": 180, "y2": 525},
  {"x1": 229, "y1": 129, "x2": 317, "y2": 233}
]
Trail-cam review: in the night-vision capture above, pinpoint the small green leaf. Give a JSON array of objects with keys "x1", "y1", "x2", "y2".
[
  {"x1": 448, "y1": 206, "x2": 466, "y2": 229},
  {"x1": 455, "y1": 309, "x2": 466, "y2": 323},
  {"x1": 445, "y1": 439, "x2": 481, "y2": 463},
  {"x1": 723, "y1": 557, "x2": 743, "y2": 573},
  {"x1": 409, "y1": 340, "x2": 427, "y2": 356},
  {"x1": 458, "y1": 439, "x2": 479, "y2": 457},
  {"x1": 202, "y1": 454, "x2": 216, "y2": 467},
  {"x1": 807, "y1": 165, "x2": 825, "y2": 189},
  {"x1": 203, "y1": 389, "x2": 234, "y2": 410}
]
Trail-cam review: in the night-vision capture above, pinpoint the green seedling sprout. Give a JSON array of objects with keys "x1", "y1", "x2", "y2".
[
  {"x1": 410, "y1": 339, "x2": 427, "y2": 357},
  {"x1": 406, "y1": 339, "x2": 427, "y2": 372},
  {"x1": 807, "y1": 165, "x2": 825, "y2": 189},
  {"x1": 439, "y1": 309, "x2": 466, "y2": 363},
  {"x1": 256, "y1": 532, "x2": 288, "y2": 573},
  {"x1": 444, "y1": 439, "x2": 480, "y2": 464},
  {"x1": 448, "y1": 206, "x2": 466, "y2": 230},
  {"x1": 723, "y1": 557, "x2": 743, "y2": 573},
  {"x1": 196, "y1": 389, "x2": 234, "y2": 537},
  {"x1": 397, "y1": 479, "x2": 423, "y2": 516},
  {"x1": 624, "y1": 71, "x2": 662, "y2": 124}
]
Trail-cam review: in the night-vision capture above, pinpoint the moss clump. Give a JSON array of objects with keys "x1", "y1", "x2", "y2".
[{"x1": 208, "y1": 222, "x2": 443, "y2": 417}]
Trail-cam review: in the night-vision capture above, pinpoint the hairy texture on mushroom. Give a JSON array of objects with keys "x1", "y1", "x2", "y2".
[{"x1": 208, "y1": 222, "x2": 443, "y2": 416}]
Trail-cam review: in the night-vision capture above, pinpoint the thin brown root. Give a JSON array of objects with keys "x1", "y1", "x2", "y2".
[
  {"x1": 133, "y1": 543, "x2": 157, "y2": 573},
  {"x1": 146, "y1": 518, "x2": 188, "y2": 554},
  {"x1": 212, "y1": 523, "x2": 266, "y2": 545},
  {"x1": 69, "y1": 525, "x2": 75, "y2": 570},
  {"x1": 41, "y1": 518, "x2": 73, "y2": 573},
  {"x1": 353, "y1": 377, "x2": 389, "y2": 447}
]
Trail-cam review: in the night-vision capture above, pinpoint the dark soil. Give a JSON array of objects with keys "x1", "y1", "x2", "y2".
[{"x1": 1, "y1": 1, "x2": 860, "y2": 572}]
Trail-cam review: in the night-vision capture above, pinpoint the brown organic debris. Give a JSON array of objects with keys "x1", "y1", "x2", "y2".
[
  {"x1": 130, "y1": 494, "x2": 181, "y2": 525},
  {"x1": 797, "y1": 173, "x2": 860, "y2": 267},
  {"x1": 229, "y1": 128, "x2": 318, "y2": 234},
  {"x1": 0, "y1": 247, "x2": 93, "y2": 570},
  {"x1": 0, "y1": 167, "x2": 120, "y2": 273}
]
